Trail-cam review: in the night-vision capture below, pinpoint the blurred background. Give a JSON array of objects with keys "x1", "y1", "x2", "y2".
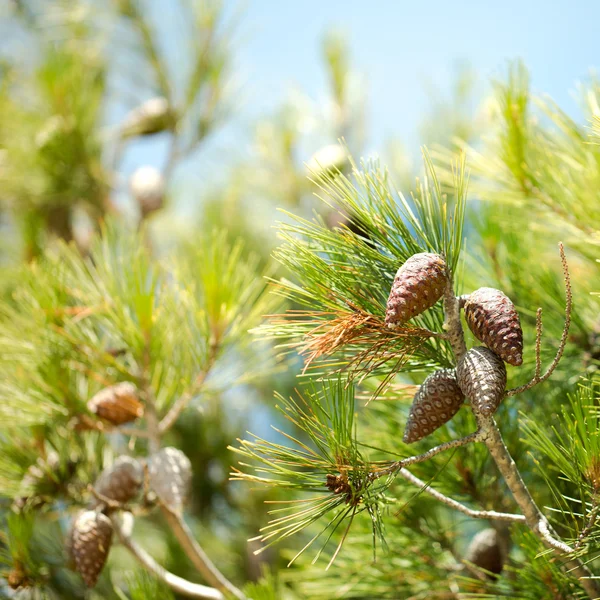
[{"x1": 2, "y1": 1, "x2": 600, "y2": 599}]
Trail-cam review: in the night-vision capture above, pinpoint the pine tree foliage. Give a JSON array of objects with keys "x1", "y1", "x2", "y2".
[
  {"x1": 3, "y1": 2, "x2": 600, "y2": 597},
  {"x1": 0, "y1": 222, "x2": 280, "y2": 596},
  {"x1": 260, "y1": 152, "x2": 467, "y2": 388}
]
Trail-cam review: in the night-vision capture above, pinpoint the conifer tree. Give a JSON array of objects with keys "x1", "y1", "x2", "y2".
[{"x1": 2, "y1": 3, "x2": 600, "y2": 600}]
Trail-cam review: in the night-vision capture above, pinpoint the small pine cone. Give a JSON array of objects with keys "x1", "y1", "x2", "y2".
[
  {"x1": 403, "y1": 369, "x2": 465, "y2": 443},
  {"x1": 385, "y1": 253, "x2": 447, "y2": 327},
  {"x1": 147, "y1": 447, "x2": 192, "y2": 514},
  {"x1": 71, "y1": 511, "x2": 113, "y2": 588},
  {"x1": 120, "y1": 97, "x2": 174, "y2": 138},
  {"x1": 457, "y1": 347, "x2": 507, "y2": 417},
  {"x1": 130, "y1": 166, "x2": 165, "y2": 217},
  {"x1": 464, "y1": 287, "x2": 523, "y2": 366},
  {"x1": 93, "y1": 456, "x2": 143, "y2": 506},
  {"x1": 464, "y1": 527, "x2": 507, "y2": 577},
  {"x1": 306, "y1": 144, "x2": 348, "y2": 179},
  {"x1": 87, "y1": 382, "x2": 144, "y2": 426}
]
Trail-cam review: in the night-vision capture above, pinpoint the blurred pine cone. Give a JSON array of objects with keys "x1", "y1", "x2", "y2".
[
  {"x1": 385, "y1": 253, "x2": 447, "y2": 327},
  {"x1": 404, "y1": 368, "x2": 465, "y2": 443},
  {"x1": 130, "y1": 166, "x2": 165, "y2": 217},
  {"x1": 464, "y1": 287, "x2": 523, "y2": 366},
  {"x1": 87, "y1": 382, "x2": 143, "y2": 426},
  {"x1": 457, "y1": 347, "x2": 507, "y2": 417},
  {"x1": 147, "y1": 447, "x2": 192, "y2": 514},
  {"x1": 70, "y1": 510, "x2": 113, "y2": 588},
  {"x1": 92, "y1": 456, "x2": 143, "y2": 507},
  {"x1": 464, "y1": 527, "x2": 508, "y2": 578},
  {"x1": 119, "y1": 97, "x2": 175, "y2": 138}
]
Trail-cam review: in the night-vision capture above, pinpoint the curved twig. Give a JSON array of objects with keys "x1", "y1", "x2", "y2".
[
  {"x1": 398, "y1": 468, "x2": 526, "y2": 522},
  {"x1": 506, "y1": 243, "x2": 572, "y2": 397}
]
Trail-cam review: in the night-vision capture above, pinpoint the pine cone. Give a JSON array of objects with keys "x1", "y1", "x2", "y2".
[
  {"x1": 147, "y1": 447, "x2": 192, "y2": 513},
  {"x1": 404, "y1": 369, "x2": 465, "y2": 443},
  {"x1": 87, "y1": 382, "x2": 144, "y2": 426},
  {"x1": 464, "y1": 527, "x2": 507, "y2": 577},
  {"x1": 130, "y1": 166, "x2": 165, "y2": 217},
  {"x1": 93, "y1": 456, "x2": 143, "y2": 507},
  {"x1": 120, "y1": 97, "x2": 174, "y2": 138},
  {"x1": 306, "y1": 144, "x2": 348, "y2": 179},
  {"x1": 71, "y1": 511, "x2": 113, "y2": 588},
  {"x1": 457, "y1": 347, "x2": 507, "y2": 417},
  {"x1": 385, "y1": 253, "x2": 447, "y2": 327},
  {"x1": 464, "y1": 287, "x2": 523, "y2": 366}
]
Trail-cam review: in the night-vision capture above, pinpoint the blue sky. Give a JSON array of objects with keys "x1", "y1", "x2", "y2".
[{"x1": 235, "y1": 0, "x2": 600, "y2": 150}]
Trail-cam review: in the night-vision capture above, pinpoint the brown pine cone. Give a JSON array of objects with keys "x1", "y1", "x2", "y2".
[
  {"x1": 457, "y1": 347, "x2": 507, "y2": 417},
  {"x1": 385, "y1": 253, "x2": 447, "y2": 327},
  {"x1": 71, "y1": 511, "x2": 113, "y2": 588},
  {"x1": 92, "y1": 456, "x2": 143, "y2": 507},
  {"x1": 464, "y1": 287, "x2": 523, "y2": 366},
  {"x1": 87, "y1": 382, "x2": 144, "y2": 426},
  {"x1": 147, "y1": 447, "x2": 192, "y2": 514},
  {"x1": 404, "y1": 369, "x2": 465, "y2": 443},
  {"x1": 464, "y1": 527, "x2": 508, "y2": 578}
]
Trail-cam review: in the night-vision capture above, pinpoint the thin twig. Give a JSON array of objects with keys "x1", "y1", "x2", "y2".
[
  {"x1": 159, "y1": 503, "x2": 246, "y2": 600},
  {"x1": 537, "y1": 519, "x2": 573, "y2": 554},
  {"x1": 398, "y1": 468, "x2": 526, "y2": 522},
  {"x1": 110, "y1": 515, "x2": 224, "y2": 600},
  {"x1": 88, "y1": 485, "x2": 128, "y2": 512},
  {"x1": 506, "y1": 243, "x2": 572, "y2": 397},
  {"x1": 369, "y1": 431, "x2": 482, "y2": 481},
  {"x1": 159, "y1": 354, "x2": 215, "y2": 435},
  {"x1": 574, "y1": 494, "x2": 600, "y2": 552},
  {"x1": 534, "y1": 307, "x2": 543, "y2": 380}
]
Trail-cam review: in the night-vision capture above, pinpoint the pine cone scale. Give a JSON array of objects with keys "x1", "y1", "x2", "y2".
[
  {"x1": 385, "y1": 253, "x2": 447, "y2": 327},
  {"x1": 87, "y1": 382, "x2": 144, "y2": 426},
  {"x1": 464, "y1": 288, "x2": 523, "y2": 366},
  {"x1": 71, "y1": 511, "x2": 113, "y2": 588},
  {"x1": 457, "y1": 347, "x2": 507, "y2": 416},
  {"x1": 404, "y1": 368, "x2": 465, "y2": 443}
]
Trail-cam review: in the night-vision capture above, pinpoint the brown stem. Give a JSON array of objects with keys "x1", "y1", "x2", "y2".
[
  {"x1": 369, "y1": 431, "x2": 482, "y2": 481},
  {"x1": 575, "y1": 494, "x2": 600, "y2": 552},
  {"x1": 443, "y1": 273, "x2": 467, "y2": 361}
]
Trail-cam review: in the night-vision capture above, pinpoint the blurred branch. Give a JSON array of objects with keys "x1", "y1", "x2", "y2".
[
  {"x1": 158, "y1": 346, "x2": 217, "y2": 435},
  {"x1": 111, "y1": 515, "x2": 224, "y2": 600},
  {"x1": 159, "y1": 503, "x2": 246, "y2": 600}
]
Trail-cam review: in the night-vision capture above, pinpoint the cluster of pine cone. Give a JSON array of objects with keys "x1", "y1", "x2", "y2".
[
  {"x1": 385, "y1": 253, "x2": 523, "y2": 443},
  {"x1": 64, "y1": 383, "x2": 193, "y2": 588}
]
